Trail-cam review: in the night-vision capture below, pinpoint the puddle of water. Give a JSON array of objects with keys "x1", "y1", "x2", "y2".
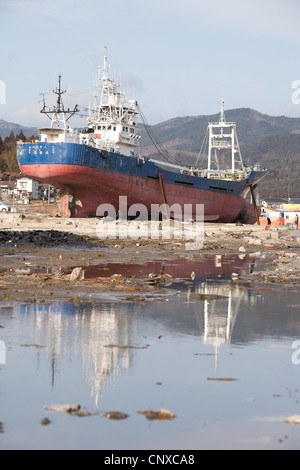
[
  {"x1": 0, "y1": 253, "x2": 267, "y2": 284},
  {"x1": 0, "y1": 279, "x2": 300, "y2": 450},
  {"x1": 80, "y1": 254, "x2": 267, "y2": 282}
]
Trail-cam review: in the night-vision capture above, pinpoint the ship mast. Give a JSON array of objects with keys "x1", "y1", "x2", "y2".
[
  {"x1": 88, "y1": 49, "x2": 134, "y2": 126},
  {"x1": 207, "y1": 100, "x2": 244, "y2": 174},
  {"x1": 84, "y1": 49, "x2": 141, "y2": 155},
  {"x1": 40, "y1": 75, "x2": 79, "y2": 129}
]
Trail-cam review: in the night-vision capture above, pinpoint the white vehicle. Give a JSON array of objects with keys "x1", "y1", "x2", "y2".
[{"x1": 0, "y1": 201, "x2": 11, "y2": 212}]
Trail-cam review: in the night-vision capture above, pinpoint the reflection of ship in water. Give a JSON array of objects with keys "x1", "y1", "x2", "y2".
[
  {"x1": 193, "y1": 281, "x2": 259, "y2": 368},
  {"x1": 15, "y1": 301, "x2": 139, "y2": 407},
  {"x1": 12, "y1": 254, "x2": 261, "y2": 402}
]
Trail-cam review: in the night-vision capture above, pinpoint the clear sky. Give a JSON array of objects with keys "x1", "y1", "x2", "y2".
[{"x1": 1, "y1": 0, "x2": 300, "y2": 128}]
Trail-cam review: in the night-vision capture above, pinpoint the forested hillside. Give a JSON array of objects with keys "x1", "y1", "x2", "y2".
[
  {"x1": 242, "y1": 134, "x2": 300, "y2": 198},
  {"x1": 0, "y1": 131, "x2": 36, "y2": 175}
]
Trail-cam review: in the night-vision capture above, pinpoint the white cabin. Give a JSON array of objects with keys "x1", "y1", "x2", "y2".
[{"x1": 38, "y1": 127, "x2": 79, "y2": 144}]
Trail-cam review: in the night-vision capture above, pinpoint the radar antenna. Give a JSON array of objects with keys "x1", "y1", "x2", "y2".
[{"x1": 40, "y1": 75, "x2": 79, "y2": 127}]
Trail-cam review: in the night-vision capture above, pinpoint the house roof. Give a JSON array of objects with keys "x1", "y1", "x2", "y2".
[
  {"x1": 287, "y1": 199, "x2": 300, "y2": 204},
  {"x1": 263, "y1": 198, "x2": 287, "y2": 203},
  {"x1": 0, "y1": 181, "x2": 15, "y2": 188},
  {"x1": 263, "y1": 198, "x2": 300, "y2": 204},
  {"x1": 9, "y1": 173, "x2": 23, "y2": 179}
]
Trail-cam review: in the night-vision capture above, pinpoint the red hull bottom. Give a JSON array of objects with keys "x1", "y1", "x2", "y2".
[{"x1": 20, "y1": 164, "x2": 259, "y2": 224}]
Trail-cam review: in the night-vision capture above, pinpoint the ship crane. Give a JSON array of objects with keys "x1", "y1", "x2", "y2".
[{"x1": 207, "y1": 99, "x2": 244, "y2": 175}]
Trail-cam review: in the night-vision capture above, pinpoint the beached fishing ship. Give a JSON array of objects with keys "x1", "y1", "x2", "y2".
[{"x1": 17, "y1": 53, "x2": 266, "y2": 222}]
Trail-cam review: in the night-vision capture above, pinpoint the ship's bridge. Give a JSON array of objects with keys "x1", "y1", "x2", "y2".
[{"x1": 38, "y1": 127, "x2": 79, "y2": 144}]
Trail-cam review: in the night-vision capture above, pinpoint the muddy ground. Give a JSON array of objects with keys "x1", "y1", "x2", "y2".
[{"x1": 0, "y1": 212, "x2": 300, "y2": 304}]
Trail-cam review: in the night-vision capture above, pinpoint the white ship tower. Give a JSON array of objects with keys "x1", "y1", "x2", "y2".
[
  {"x1": 207, "y1": 100, "x2": 244, "y2": 178},
  {"x1": 81, "y1": 50, "x2": 141, "y2": 155}
]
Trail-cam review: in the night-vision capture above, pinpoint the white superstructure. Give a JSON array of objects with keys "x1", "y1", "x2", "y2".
[{"x1": 80, "y1": 51, "x2": 141, "y2": 156}]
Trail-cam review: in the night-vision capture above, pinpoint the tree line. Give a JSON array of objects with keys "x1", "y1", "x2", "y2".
[{"x1": 0, "y1": 130, "x2": 37, "y2": 178}]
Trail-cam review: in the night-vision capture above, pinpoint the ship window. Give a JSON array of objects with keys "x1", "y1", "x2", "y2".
[
  {"x1": 113, "y1": 126, "x2": 116, "y2": 131},
  {"x1": 126, "y1": 127, "x2": 128, "y2": 132},
  {"x1": 122, "y1": 126, "x2": 125, "y2": 131},
  {"x1": 108, "y1": 125, "x2": 111, "y2": 130},
  {"x1": 130, "y1": 128, "x2": 134, "y2": 133}
]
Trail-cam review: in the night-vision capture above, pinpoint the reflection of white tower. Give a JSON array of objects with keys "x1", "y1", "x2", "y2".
[
  {"x1": 14, "y1": 301, "x2": 137, "y2": 407},
  {"x1": 83, "y1": 303, "x2": 134, "y2": 407},
  {"x1": 0, "y1": 340, "x2": 6, "y2": 365},
  {"x1": 195, "y1": 283, "x2": 242, "y2": 369},
  {"x1": 203, "y1": 289, "x2": 239, "y2": 369}
]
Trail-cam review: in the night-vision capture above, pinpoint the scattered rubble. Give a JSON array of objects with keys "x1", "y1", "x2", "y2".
[
  {"x1": 247, "y1": 251, "x2": 300, "y2": 285},
  {"x1": 41, "y1": 418, "x2": 51, "y2": 426},
  {"x1": 43, "y1": 404, "x2": 81, "y2": 414},
  {"x1": 137, "y1": 409, "x2": 176, "y2": 421},
  {"x1": 104, "y1": 411, "x2": 129, "y2": 420},
  {"x1": 0, "y1": 230, "x2": 97, "y2": 248},
  {"x1": 104, "y1": 343, "x2": 150, "y2": 349},
  {"x1": 190, "y1": 293, "x2": 228, "y2": 301},
  {"x1": 284, "y1": 415, "x2": 300, "y2": 425},
  {"x1": 144, "y1": 273, "x2": 173, "y2": 285},
  {"x1": 0, "y1": 218, "x2": 299, "y2": 304},
  {"x1": 70, "y1": 267, "x2": 85, "y2": 281},
  {"x1": 43, "y1": 404, "x2": 92, "y2": 417},
  {"x1": 207, "y1": 377, "x2": 238, "y2": 382}
]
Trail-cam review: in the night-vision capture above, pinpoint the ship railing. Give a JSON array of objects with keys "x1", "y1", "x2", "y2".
[
  {"x1": 210, "y1": 142, "x2": 234, "y2": 149},
  {"x1": 245, "y1": 165, "x2": 263, "y2": 172},
  {"x1": 64, "y1": 128, "x2": 80, "y2": 143},
  {"x1": 209, "y1": 121, "x2": 236, "y2": 127},
  {"x1": 149, "y1": 159, "x2": 248, "y2": 180},
  {"x1": 206, "y1": 170, "x2": 247, "y2": 181},
  {"x1": 150, "y1": 158, "x2": 195, "y2": 173}
]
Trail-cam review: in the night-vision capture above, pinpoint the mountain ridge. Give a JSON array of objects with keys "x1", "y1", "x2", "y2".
[{"x1": 0, "y1": 119, "x2": 37, "y2": 139}]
